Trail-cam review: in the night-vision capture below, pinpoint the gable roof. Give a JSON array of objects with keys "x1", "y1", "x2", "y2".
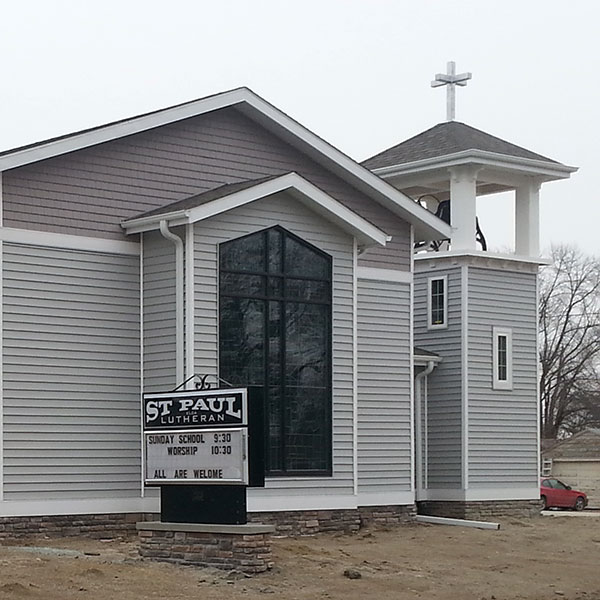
[
  {"x1": 543, "y1": 429, "x2": 600, "y2": 460},
  {"x1": 0, "y1": 87, "x2": 450, "y2": 242},
  {"x1": 362, "y1": 121, "x2": 560, "y2": 170},
  {"x1": 121, "y1": 172, "x2": 390, "y2": 249},
  {"x1": 135, "y1": 174, "x2": 282, "y2": 219}
]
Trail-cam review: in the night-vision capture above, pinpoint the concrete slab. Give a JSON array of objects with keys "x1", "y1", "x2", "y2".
[{"x1": 541, "y1": 510, "x2": 600, "y2": 518}]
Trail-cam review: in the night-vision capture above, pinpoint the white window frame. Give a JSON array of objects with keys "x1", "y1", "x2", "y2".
[
  {"x1": 541, "y1": 458, "x2": 553, "y2": 477},
  {"x1": 427, "y1": 275, "x2": 448, "y2": 330},
  {"x1": 492, "y1": 326, "x2": 513, "y2": 390}
]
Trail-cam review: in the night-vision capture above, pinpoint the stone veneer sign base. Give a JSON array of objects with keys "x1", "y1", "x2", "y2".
[{"x1": 136, "y1": 522, "x2": 276, "y2": 574}]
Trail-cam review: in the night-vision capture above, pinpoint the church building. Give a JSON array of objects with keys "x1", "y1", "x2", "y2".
[{"x1": 0, "y1": 84, "x2": 575, "y2": 532}]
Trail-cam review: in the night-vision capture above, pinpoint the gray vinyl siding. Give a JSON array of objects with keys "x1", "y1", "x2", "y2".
[
  {"x1": 2, "y1": 107, "x2": 411, "y2": 270},
  {"x1": 142, "y1": 230, "x2": 176, "y2": 392},
  {"x1": 414, "y1": 266, "x2": 463, "y2": 488},
  {"x1": 357, "y1": 279, "x2": 412, "y2": 494},
  {"x1": 193, "y1": 192, "x2": 355, "y2": 497},
  {"x1": 2, "y1": 244, "x2": 141, "y2": 499},
  {"x1": 467, "y1": 267, "x2": 538, "y2": 487}
]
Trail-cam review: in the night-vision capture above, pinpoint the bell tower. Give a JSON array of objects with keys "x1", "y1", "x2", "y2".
[{"x1": 362, "y1": 68, "x2": 577, "y2": 518}]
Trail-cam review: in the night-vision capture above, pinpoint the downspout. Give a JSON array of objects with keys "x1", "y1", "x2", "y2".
[
  {"x1": 159, "y1": 220, "x2": 185, "y2": 387},
  {"x1": 415, "y1": 360, "x2": 436, "y2": 499}
]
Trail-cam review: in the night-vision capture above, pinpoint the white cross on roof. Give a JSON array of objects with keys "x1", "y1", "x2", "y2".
[{"x1": 431, "y1": 61, "x2": 472, "y2": 122}]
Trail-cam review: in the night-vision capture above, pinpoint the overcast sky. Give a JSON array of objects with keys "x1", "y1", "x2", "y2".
[{"x1": 1, "y1": 1, "x2": 597, "y2": 256}]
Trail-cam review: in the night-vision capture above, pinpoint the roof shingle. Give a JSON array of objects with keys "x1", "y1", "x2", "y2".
[{"x1": 362, "y1": 121, "x2": 559, "y2": 170}]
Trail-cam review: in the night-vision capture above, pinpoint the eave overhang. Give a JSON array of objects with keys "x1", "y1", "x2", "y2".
[
  {"x1": 372, "y1": 149, "x2": 578, "y2": 183},
  {"x1": 121, "y1": 172, "x2": 390, "y2": 249}
]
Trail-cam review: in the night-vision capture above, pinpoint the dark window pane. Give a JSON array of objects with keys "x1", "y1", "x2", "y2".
[
  {"x1": 220, "y1": 273, "x2": 265, "y2": 297},
  {"x1": 497, "y1": 335, "x2": 508, "y2": 381},
  {"x1": 285, "y1": 278, "x2": 329, "y2": 302},
  {"x1": 267, "y1": 385, "x2": 283, "y2": 472},
  {"x1": 284, "y1": 236, "x2": 329, "y2": 279},
  {"x1": 431, "y1": 278, "x2": 445, "y2": 325},
  {"x1": 267, "y1": 276, "x2": 283, "y2": 298},
  {"x1": 284, "y1": 386, "x2": 330, "y2": 471},
  {"x1": 219, "y1": 297, "x2": 265, "y2": 386},
  {"x1": 220, "y1": 230, "x2": 265, "y2": 272},
  {"x1": 285, "y1": 303, "x2": 328, "y2": 388},
  {"x1": 268, "y1": 301, "x2": 282, "y2": 383},
  {"x1": 268, "y1": 228, "x2": 282, "y2": 273},
  {"x1": 219, "y1": 227, "x2": 331, "y2": 476}
]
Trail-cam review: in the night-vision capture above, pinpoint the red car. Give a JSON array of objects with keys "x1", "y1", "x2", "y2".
[{"x1": 540, "y1": 477, "x2": 588, "y2": 511}]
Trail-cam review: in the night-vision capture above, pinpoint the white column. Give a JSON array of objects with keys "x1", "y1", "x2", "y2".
[
  {"x1": 515, "y1": 181, "x2": 540, "y2": 257},
  {"x1": 449, "y1": 166, "x2": 480, "y2": 251}
]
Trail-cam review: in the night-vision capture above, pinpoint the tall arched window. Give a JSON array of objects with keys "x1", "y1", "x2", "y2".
[{"x1": 219, "y1": 226, "x2": 332, "y2": 475}]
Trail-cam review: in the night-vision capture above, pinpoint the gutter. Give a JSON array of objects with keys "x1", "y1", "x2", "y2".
[
  {"x1": 159, "y1": 220, "x2": 185, "y2": 387},
  {"x1": 414, "y1": 360, "x2": 437, "y2": 495}
]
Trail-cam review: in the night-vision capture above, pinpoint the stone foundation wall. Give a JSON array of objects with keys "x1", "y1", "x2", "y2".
[
  {"x1": 358, "y1": 504, "x2": 416, "y2": 527},
  {"x1": 0, "y1": 513, "x2": 158, "y2": 539},
  {"x1": 247, "y1": 508, "x2": 361, "y2": 535},
  {"x1": 247, "y1": 504, "x2": 417, "y2": 535},
  {"x1": 0, "y1": 505, "x2": 416, "y2": 540},
  {"x1": 417, "y1": 499, "x2": 542, "y2": 520},
  {"x1": 137, "y1": 524, "x2": 274, "y2": 574}
]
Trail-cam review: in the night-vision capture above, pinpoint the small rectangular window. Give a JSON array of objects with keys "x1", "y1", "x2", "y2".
[
  {"x1": 493, "y1": 327, "x2": 513, "y2": 390},
  {"x1": 541, "y1": 459, "x2": 552, "y2": 477},
  {"x1": 427, "y1": 276, "x2": 448, "y2": 329}
]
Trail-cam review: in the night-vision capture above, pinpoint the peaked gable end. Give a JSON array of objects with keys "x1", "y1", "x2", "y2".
[{"x1": 3, "y1": 107, "x2": 414, "y2": 269}]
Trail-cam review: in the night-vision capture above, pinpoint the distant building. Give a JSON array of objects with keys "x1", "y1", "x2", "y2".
[{"x1": 542, "y1": 429, "x2": 600, "y2": 508}]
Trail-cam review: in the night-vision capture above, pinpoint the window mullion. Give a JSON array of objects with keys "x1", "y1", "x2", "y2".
[{"x1": 280, "y1": 231, "x2": 287, "y2": 473}]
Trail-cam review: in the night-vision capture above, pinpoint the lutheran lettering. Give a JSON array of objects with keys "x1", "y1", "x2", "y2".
[{"x1": 155, "y1": 413, "x2": 226, "y2": 426}]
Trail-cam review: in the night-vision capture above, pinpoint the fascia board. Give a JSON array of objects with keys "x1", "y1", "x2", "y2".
[
  {"x1": 0, "y1": 88, "x2": 250, "y2": 171},
  {"x1": 0, "y1": 87, "x2": 449, "y2": 241},
  {"x1": 121, "y1": 210, "x2": 188, "y2": 234},
  {"x1": 186, "y1": 173, "x2": 389, "y2": 248},
  {"x1": 414, "y1": 354, "x2": 443, "y2": 366},
  {"x1": 373, "y1": 150, "x2": 578, "y2": 180},
  {"x1": 414, "y1": 249, "x2": 552, "y2": 267}
]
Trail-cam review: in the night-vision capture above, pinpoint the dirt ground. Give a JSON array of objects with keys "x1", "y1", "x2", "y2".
[{"x1": 0, "y1": 513, "x2": 599, "y2": 600}]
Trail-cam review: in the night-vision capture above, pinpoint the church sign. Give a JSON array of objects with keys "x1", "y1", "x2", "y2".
[
  {"x1": 143, "y1": 388, "x2": 247, "y2": 429},
  {"x1": 142, "y1": 388, "x2": 248, "y2": 485},
  {"x1": 144, "y1": 428, "x2": 248, "y2": 485}
]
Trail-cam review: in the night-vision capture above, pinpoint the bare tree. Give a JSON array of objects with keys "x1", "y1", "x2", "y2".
[{"x1": 539, "y1": 245, "x2": 600, "y2": 439}]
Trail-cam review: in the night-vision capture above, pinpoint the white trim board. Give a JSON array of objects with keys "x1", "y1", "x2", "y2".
[
  {"x1": 461, "y1": 264, "x2": 469, "y2": 490},
  {"x1": 414, "y1": 250, "x2": 549, "y2": 269},
  {"x1": 185, "y1": 223, "x2": 195, "y2": 386},
  {"x1": 0, "y1": 497, "x2": 159, "y2": 517},
  {"x1": 419, "y1": 487, "x2": 539, "y2": 501},
  {"x1": 123, "y1": 173, "x2": 390, "y2": 250},
  {"x1": 372, "y1": 148, "x2": 577, "y2": 181},
  {"x1": 0, "y1": 88, "x2": 450, "y2": 241},
  {"x1": 247, "y1": 492, "x2": 415, "y2": 512},
  {"x1": 0, "y1": 241, "x2": 3, "y2": 501},
  {"x1": 0, "y1": 227, "x2": 140, "y2": 255},
  {"x1": 247, "y1": 493, "x2": 358, "y2": 512},
  {"x1": 357, "y1": 491, "x2": 415, "y2": 507},
  {"x1": 352, "y1": 239, "x2": 359, "y2": 497},
  {"x1": 139, "y1": 235, "x2": 145, "y2": 498},
  {"x1": 356, "y1": 266, "x2": 412, "y2": 284}
]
